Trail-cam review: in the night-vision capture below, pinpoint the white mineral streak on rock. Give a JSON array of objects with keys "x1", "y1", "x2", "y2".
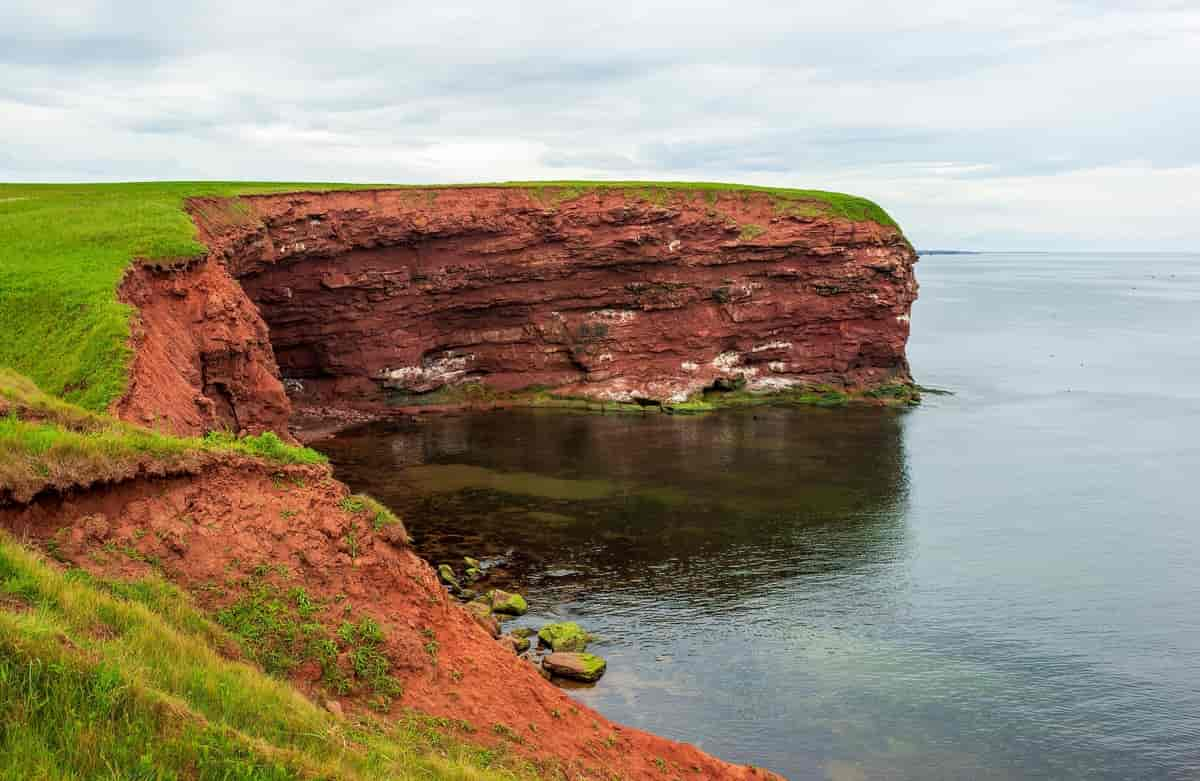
[
  {"x1": 711, "y1": 351, "x2": 742, "y2": 370},
  {"x1": 378, "y1": 352, "x2": 476, "y2": 392},
  {"x1": 589, "y1": 309, "x2": 637, "y2": 323},
  {"x1": 749, "y1": 376, "x2": 803, "y2": 392}
]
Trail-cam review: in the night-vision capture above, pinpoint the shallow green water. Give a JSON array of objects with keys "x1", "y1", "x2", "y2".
[{"x1": 322, "y1": 252, "x2": 1200, "y2": 780}]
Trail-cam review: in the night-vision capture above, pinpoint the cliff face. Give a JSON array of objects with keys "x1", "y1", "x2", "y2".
[
  {"x1": 118, "y1": 186, "x2": 916, "y2": 436},
  {"x1": 116, "y1": 258, "x2": 292, "y2": 437},
  {"x1": 202, "y1": 187, "x2": 915, "y2": 412}
]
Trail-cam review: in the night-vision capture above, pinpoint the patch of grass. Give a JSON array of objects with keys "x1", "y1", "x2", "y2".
[
  {"x1": 363, "y1": 496, "x2": 402, "y2": 532},
  {"x1": 0, "y1": 536, "x2": 538, "y2": 780},
  {"x1": 201, "y1": 430, "x2": 326, "y2": 465},
  {"x1": 215, "y1": 575, "x2": 402, "y2": 706},
  {"x1": 339, "y1": 492, "x2": 409, "y2": 540},
  {"x1": 1, "y1": 180, "x2": 899, "y2": 415},
  {"x1": 0, "y1": 369, "x2": 326, "y2": 500}
]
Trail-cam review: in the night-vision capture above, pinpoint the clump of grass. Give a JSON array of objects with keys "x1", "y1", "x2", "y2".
[
  {"x1": 201, "y1": 430, "x2": 326, "y2": 465},
  {"x1": 0, "y1": 536, "x2": 539, "y2": 779},
  {"x1": 0, "y1": 369, "x2": 325, "y2": 500},
  {"x1": 216, "y1": 573, "x2": 403, "y2": 707},
  {"x1": 339, "y1": 493, "x2": 409, "y2": 539},
  {"x1": 338, "y1": 495, "x2": 366, "y2": 513}
]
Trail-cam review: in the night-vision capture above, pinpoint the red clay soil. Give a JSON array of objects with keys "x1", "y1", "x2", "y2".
[
  {"x1": 0, "y1": 461, "x2": 782, "y2": 781},
  {"x1": 114, "y1": 258, "x2": 292, "y2": 438}
]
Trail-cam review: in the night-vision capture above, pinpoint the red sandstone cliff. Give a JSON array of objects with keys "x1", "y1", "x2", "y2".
[{"x1": 118, "y1": 187, "x2": 916, "y2": 436}]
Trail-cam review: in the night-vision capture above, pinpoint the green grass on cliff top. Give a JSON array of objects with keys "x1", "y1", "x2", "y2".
[{"x1": 0, "y1": 180, "x2": 899, "y2": 412}]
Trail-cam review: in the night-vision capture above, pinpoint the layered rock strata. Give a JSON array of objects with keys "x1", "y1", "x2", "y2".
[{"x1": 122, "y1": 186, "x2": 917, "y2": 435}]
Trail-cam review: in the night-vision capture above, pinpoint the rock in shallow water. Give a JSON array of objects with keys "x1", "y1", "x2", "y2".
[
  {"x1": 537, "y1": 621, "x2": 592, "y2": 652},
  {"x1": 437, "y1": 564, "x2": 459, "y2": 589},
  {"x1": 489, "y1": 589, "x2": 528, "y2": 615},
  {"x1": 543, "y1": 652, "x2": 607, "y2": 682}
]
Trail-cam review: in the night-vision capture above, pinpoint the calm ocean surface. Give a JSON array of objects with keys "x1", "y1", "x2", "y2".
[{"x1": 322, "y1": 252, "x2": 1200, "y2": 779}]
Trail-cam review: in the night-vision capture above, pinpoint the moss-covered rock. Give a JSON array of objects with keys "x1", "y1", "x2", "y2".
[
  {"x1": 463, "y1": 556, "x2": 481, "y2": 569},
  {"x1": 465, "y1": 567, "x2": 483, "y2": 582},
  {"x1": 543, "y1": 652, "x2": 606, "y2": 682},
  {"x1": 510, "y1": 627, "x2": 535, "y2": 639},
  {"x1": 489, "y1": 589, "x2": 528, "y2": 616},
  {"x1": 437, "y1": 564, "x2": 459, "y2": 588},
  {"x1": 537, "y1": 621, "x2": 592, "y2": 652}
]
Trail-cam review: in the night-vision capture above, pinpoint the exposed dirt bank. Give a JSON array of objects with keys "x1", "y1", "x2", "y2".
[
  {"x1": 115, "y1": 258, "x2": 292, "y2": 438},
  {"x1": 0, "y1": 461, "x2": 779, "y2": 780}
]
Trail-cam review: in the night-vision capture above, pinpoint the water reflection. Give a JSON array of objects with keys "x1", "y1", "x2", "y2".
[{"x1": 321, "y1": 406, "x2": 911, "y2": 605}]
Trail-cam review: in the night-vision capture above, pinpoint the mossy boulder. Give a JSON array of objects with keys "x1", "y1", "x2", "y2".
[
  {"x1": 489, "y1": 589, "x2": 528, "y2": 616},
  {"x1": 510, "y1": 627, "x2": 535, "y2": 639},
  {"x1": 464, "y1": 556, "x2": 481, "y2": 569},
  {"x1": 437, "y1": 564, "x2": 459, "y2": 588},
  {"x1": 543, "y1": 652, "x2": 606, "y2": 682},
  {"x1": 537, "y1": 621, "x2": 592, "y2": 652},
  {"x1": 465, "y1": 567, "x2": 483, "y2": 582}
]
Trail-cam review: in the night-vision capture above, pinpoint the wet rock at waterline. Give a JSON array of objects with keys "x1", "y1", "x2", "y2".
[
  {"x1": 543, "y1": 652, "x2": 607, "y2": 682},
  {"x1": 437, "y1": 564, "x2": 459, "y2": 589},
  {"x1": 538, "y1": 621, "x2": 592, "y2": 652},
  {"x1": 488, "y1": 589, "x2": 528, "y2": 615}
]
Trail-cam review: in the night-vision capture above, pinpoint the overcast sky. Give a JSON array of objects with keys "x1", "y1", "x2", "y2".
[{"x1": 3, "y1": 1, "x2": 1198, "y2": 250}]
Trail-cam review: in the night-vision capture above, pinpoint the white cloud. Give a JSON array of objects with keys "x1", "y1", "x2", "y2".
[{"x1": 2, "y1": 0, "x2": 1198, "y2": 249}]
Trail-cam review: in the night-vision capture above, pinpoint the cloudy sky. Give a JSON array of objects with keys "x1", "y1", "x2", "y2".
[{"x1": 3, "y1": 1, "x2": 1198, "y2": 250}]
